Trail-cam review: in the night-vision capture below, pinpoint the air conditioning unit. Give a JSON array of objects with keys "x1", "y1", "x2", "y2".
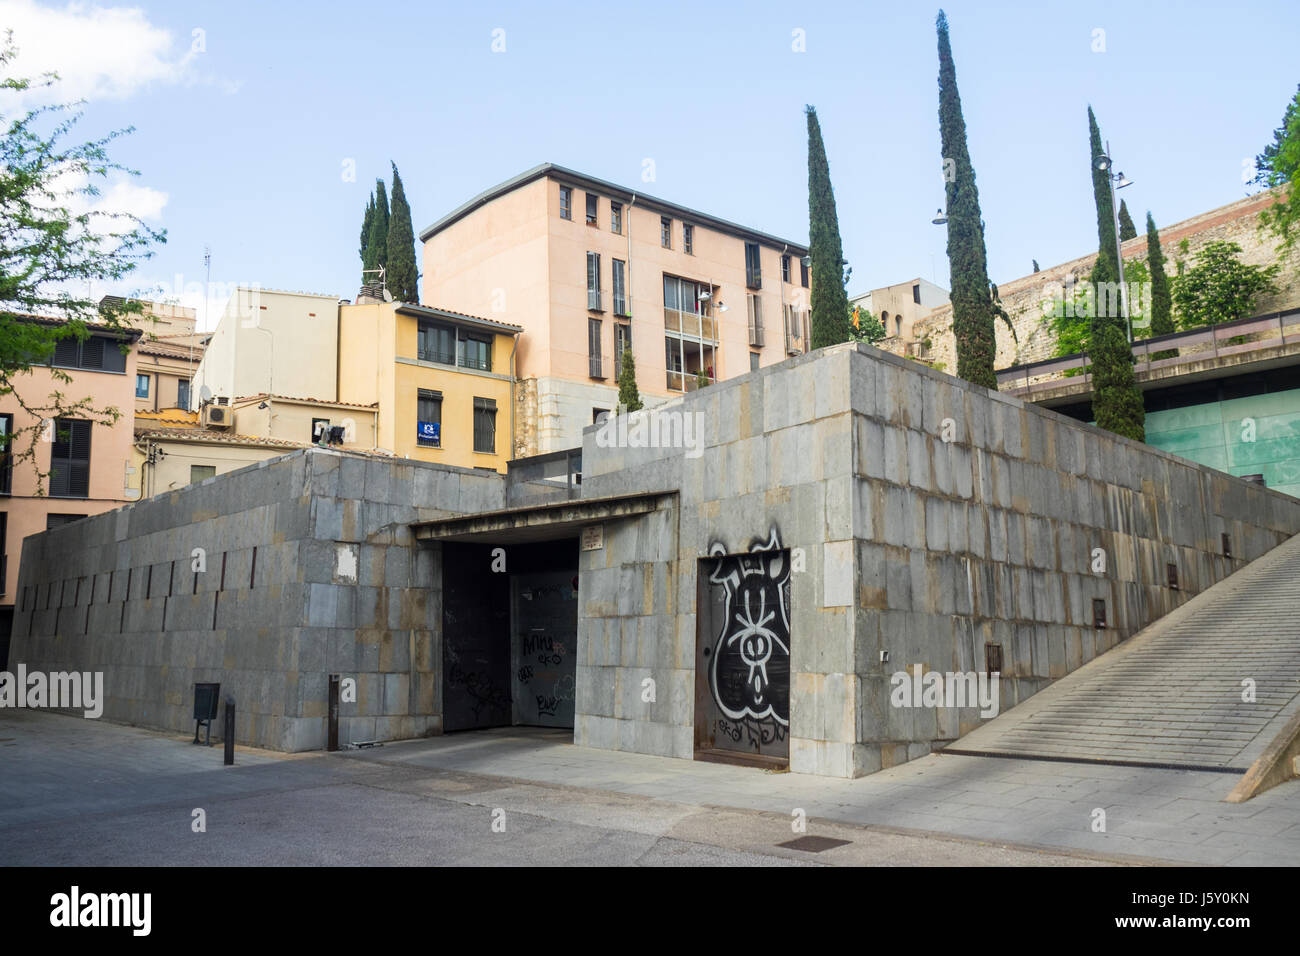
[{"x1": 202, "y1": 404, "x2": 232, "y2": 429}]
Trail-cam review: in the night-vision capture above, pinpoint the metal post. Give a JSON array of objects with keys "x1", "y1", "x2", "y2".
[
  {"x1": 223, "y1": 696, "x2": 235, "y2": 766},
  {"x1": 328, "y1": 674, "x2": 340, "y2": 752},
  {"x1": 1108, "y1": 170, "x2": 1131, "y2": 343}
]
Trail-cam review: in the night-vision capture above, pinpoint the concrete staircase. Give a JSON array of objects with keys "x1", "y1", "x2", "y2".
[{"x1": 948, "y1": 533, "x2": 1300, "y2": 771}]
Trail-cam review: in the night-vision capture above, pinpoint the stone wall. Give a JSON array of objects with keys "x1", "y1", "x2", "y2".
[
  {"x1": 917, "y1": 189, "x2": 1300, "y2": 374},
  {"x1": 9, "y1": 449, "x2": 504, "y2": 750},
  {"x1": 575, "y1": 342, "x2": 1300, "y2": 776}
]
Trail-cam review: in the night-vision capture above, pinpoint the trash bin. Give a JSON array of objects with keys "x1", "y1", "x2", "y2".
[{"x1": 193, "y1": 682, "x2": 221, "y2": 745}]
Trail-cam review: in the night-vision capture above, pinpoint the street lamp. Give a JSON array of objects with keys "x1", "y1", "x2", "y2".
[
  {"x1": 1096, "y1": 144, "x2": 1135, "y2": 341},
  {"x1": 932, "y1": 208, "x2": 947, "y2": 225}
]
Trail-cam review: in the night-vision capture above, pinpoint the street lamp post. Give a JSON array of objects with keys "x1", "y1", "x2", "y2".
[{"x1": 1095, "y1": 145, "x2": 1134, "y2": 342}]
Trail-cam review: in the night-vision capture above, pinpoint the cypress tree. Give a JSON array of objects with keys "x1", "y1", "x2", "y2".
[
  {"x1": 617, "y1": 345, "x2": 643, "y2": 411},
  {"x1": 364, "y1": 178, "x2": 389, "y2": 281},
  {"x1": 806, "y1": 105, "x2": 851, "y2": 349},
  {"x1": 1146, "y1": 212, "x2": 1177, "y2": 360},
  {"x1": 386, "y1": 162, "x2": 419, "y2": 303},
  {"x1": 937, "y1": 10, "x2": 997, "y2": 389},
  {"x1": 1087, "y1": 106, "x2": 1144, "y2": 442},
  {"x1": 359, "y1": 192, "x2": 375, "y2": 285},
  {"x1": 1118, "y1": 200, "x2": 1137, "y2": 241}
]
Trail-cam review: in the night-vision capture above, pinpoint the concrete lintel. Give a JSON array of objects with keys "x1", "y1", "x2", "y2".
[{"x1": 411, "y1": 491, "x2": 676, "y2": 543}]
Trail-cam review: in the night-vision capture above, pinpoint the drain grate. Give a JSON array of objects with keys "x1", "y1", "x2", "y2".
[{"x1": 777, "y1": 835, "x2": 851, "y2": 853}]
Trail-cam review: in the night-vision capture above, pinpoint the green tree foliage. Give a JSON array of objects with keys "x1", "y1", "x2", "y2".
[
  {"x1": 1118, "y1": 200, "x2": 1137, "y2": 241},
  {"x1": 936, "y1": 10, "x2": 998, "y2": 389},
  {"x1": 1253, "y1": 84, "x2": 1300, "y2": 250},
  {"x1": 364, "y1": 178, "x2": 389, "y2": 280},
  {"x1": 359, "y1": 193, "x2": 374, "y2": 285},
  {"x1": 1086, "y1": 106, "x2": 1144, "y2": 442},
  {"x1": 617, "y1": 345, "x2": 642, "y2": 412},
  {"x1": 1171, "y1": 240, "x2": 1279, "y2": 329},
  {"x1": 805, "y1": 105, "x2": 851, "y2": 349},
  {"x1": 386, "y1": 163, "x2": 419, "y2": 303},
  {"x1": 849, "y1": 305, "x2": 885, "y2": 344},
  {"x1": 0, "y1": 35, "x2": 163, "y2": 487}
]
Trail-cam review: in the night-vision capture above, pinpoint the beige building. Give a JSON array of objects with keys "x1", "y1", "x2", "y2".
[
  {"x1": 131, "y1": 426, "x2": 311, "y2": 498},
  {"x1": 192, "y1": 287, "x2": 342, "y2": 409},
  {"x1": 850, "y1": 278, "x2": 949, "y2": 350},
  {"x1": 420, "y1": 164, "x2": 811, "y2": 456}
]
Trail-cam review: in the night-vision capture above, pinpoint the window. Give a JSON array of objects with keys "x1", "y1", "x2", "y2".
[
  {"x1": 747, "y1": 293, "x2": 764, "y2": 347},
  {"x1": 312, "y1": 418, "x2": 331, "y2": 443},
  {"x1": 744, "y1": 242, "x2": 762, "y2": 289},
  {"x1": 683, "y1": 224, "x2": 694, "y2": 255},
  {"x1": 0, "y1": 413, "x2": 12, "y2": 495},
  {"x1": 49, "y1": 419, "x2": 90, "y2": 498},
  {"x1": 611, "y1": 202, "x2": 622, "y2": 235},
  {"x1": 588, "y1": 318, "x2": 604, "y2": 378},
  {"x1": 587, "y1": 252, "x2": 602, "y2": 311},
  {"x1": 615, "y1": 322, "x2": 631, "y2": 367},
  {"x1": 135, "y1": 374, "x2": 150, "y2": 398},
  {"x1": 46, "y1": 513, "x2": 85, "y2": 530},
  {"x1": 417, "y1": 389, "x2": 442, "y2": 446},
  {"x1": 559, "y1": 185, "x2": 572, "y2": 220},
  {"x1": 190, "y1": 465, "x2": 216, "y2": 484},
  {"x1": 0, "y1": 511, "x2": 5, "y2": 596},
  {"x1": 660, "y1": 217, "x2": 672, "y2": 248},
  {"x1": 418, "y1": 321, "x2": 456, "y2": 365},
  {"x1": 473, "y1": 397, "x2": 497, "y2": 454},
  {"x1": 177, "y1": 378, "x2": 191, "y2": 410},
  {"x1": 895, "y1": 316, "x2": 902, "y2": 336},
  {"x1": 782, "y1": 255, "x2": 791, "y2": 283},
  {"x1": 750, "y1": 351, "x2": 760, "y2": 371},
  {"x1": 912, "y1": 283, "x2": 922, "y2": 305},
  {"x1": 612, "y1": 258, "x2": 628, "y2": 316},
  {"x1": 585, "y1": 192, "x2": 598, "y2": 225},
  {"x1": 458, "y1": 335, "x2": 492, "y2": 371},
  {"x1": 51, "y1": 333, "x2": 127, "y2": 373},
  {"x1": 800, "y1": 259, "x2": 810, "y2": 287}
]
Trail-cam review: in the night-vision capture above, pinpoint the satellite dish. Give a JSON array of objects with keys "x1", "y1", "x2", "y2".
[
  {"x1": 382, "y1": 287, "x2": 393, "y2": 303},
  {"x1": 199, "y1": 385, "x2": 213, "y2": 402}
]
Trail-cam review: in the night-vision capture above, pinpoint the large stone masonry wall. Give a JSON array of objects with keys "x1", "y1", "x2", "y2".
[
  {"x1": 9, "y1": 449, "x2": 504, "y2": 751},
  {"x1": 917, "y1": 189, "x2": 1300, "y2": 374},
  {"x1": 576, "y1": 343, "x2": 1300, "y2": 777}
]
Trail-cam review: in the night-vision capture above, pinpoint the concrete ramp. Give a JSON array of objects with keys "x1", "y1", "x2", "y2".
[{"x1": 948, "y1": 533, "x2": 1300, "y2": 771}]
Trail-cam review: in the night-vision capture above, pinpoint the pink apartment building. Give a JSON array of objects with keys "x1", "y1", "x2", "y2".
[{"x1": 420, "y1": 164, "x2": 811, "y2": 456}]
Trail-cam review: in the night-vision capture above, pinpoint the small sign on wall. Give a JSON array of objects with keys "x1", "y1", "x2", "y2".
[
  {"x1": 581, "y1": 525, "x2": 604, "y2": 551},
  {"x1": 417, "y1": 420, "x2": 440, "y2": 444}
]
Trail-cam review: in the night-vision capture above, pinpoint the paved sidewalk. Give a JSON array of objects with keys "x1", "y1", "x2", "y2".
[{"x1": 341, "y1": 727, "x2": 1300, "y2": 865}]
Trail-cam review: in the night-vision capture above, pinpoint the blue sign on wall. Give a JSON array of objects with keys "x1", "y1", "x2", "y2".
[{"x1": 418, "y1": 421, "x2": 440, "y2": 443}]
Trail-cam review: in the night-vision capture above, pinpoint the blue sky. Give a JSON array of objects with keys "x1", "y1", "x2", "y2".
[{"x1": 4, "y1": 0, "x2": 1297, "y2": 327}]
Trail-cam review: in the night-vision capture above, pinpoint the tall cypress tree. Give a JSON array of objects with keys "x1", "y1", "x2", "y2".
[
  {"x1": 1146, "y1": 211, "x2": 1177, "y2": 359},
  {"x1": 806, "y1": 105, "x2": 851, "y2": 349},
  {"x1": 386, "y1": 162, "x2": 419, "y2": 303},
  {"x1": 937, "y1": 10, "x2": 997, "y2": 389},
  {"x1": 1087, "y1": 106, "x2": 1144, "y2": 441},
  {"x1": 364, "y1": 178, "x2": 390, "y2": 281},
  {"x1": 359, "y1": 192, "x2": 375, "y2": 285},
  {"x1": 1118, "y1": 200, "x2": 1137, "y2": 241}
]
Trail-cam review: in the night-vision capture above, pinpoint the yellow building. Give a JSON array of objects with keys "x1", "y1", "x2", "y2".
[{"x1": 339, "y1": 302, "x2": 520, "y2": 473}]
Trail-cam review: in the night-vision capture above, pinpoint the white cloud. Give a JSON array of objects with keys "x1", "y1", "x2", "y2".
[{"x1": 0, "y1": 0, "x2": 232, "y2": 105}]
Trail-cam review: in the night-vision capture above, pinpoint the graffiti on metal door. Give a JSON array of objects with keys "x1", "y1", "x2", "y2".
[{"x1": 702, "y1": 527, "x2": 791, "y2": 757}]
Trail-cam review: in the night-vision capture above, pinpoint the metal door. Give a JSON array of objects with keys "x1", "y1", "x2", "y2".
[
  {"x1": 697, "y1": 531, "x2": 791, "y2": 761},
  {"x1": 511, "y1": 571, "x2": 578, "y2": 727}
]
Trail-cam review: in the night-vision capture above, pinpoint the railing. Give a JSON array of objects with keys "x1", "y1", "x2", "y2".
[
  {"x1": 996, "y1": 308, "x2": 1300, "y2": 396},
  {"x1": 507, "y1": 447, "x2": 582, "y2": 504},
  {"x1": 588, "y1": 289, "x2": 602, "y2": 312},
  {"x1": 589, "y1": 351, "x2": 603, "y2": 379},
  {"x1": 667, "y1": 370, "x2": 714, "y2": 392},
  {"x1": 663, "y1": 308, "x2": 716, "y2": 340}
]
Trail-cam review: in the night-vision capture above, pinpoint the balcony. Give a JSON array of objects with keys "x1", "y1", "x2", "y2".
[{"x1": 663, "y1": 308, "x2": 716, "y2": 340}]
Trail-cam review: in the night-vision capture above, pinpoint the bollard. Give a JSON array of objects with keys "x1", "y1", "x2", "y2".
[
  {"x1": 328, "y1": 674, "x2": 340, "y2": 752},
  {"x1": 223, "y1": 695, "x2": 235, "y2": 766}
]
